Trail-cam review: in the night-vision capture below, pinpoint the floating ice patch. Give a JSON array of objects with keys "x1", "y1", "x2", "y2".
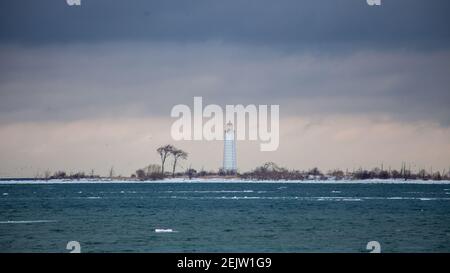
[
  {"x1": 342, "y1": 198, "x2": 362, "y2": 202},
  {"x1": 387, "y1": 197, "x2": 407, "y2": 200},
  {"x1": 155, "y1": 228, "x2": 176, "y2": 233}
]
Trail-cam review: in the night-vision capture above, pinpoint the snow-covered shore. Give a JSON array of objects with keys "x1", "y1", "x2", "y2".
[{"x1": 1, "y1": 178, "x2": 450, "y2": 184}]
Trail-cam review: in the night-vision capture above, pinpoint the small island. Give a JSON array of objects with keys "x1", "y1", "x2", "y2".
[{"x1": 1, "y1": 144, "x2": 448, "y2": 183}]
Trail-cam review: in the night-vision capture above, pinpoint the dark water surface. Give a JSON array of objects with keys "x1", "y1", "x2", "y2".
[{"x1": 1, "y1": 182, "x2": 449, "y2": 252}]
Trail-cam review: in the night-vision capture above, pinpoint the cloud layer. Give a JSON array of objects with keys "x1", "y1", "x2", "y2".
[
  {"x1": 1, "y1": 44, "x2": 449, "y2": 124},
  {"x1": 1, "y1": 1, "x2": 450, "y2": 177},
  {"x1": 1, "y1": 0, "x2": 449, "y2": 49}
]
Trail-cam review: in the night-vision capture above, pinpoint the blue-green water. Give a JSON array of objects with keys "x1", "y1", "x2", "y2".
[{"x1": 1, "y1": 181, "x2": 450, "y2": 252}]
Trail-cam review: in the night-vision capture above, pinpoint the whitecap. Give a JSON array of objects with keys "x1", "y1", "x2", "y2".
[
  {"x1": 170, "y1": 190, "x2": 254, "y2": 193},
  {"x1": 0, "y1": 220, "x2": 57, "y2": 224},
  {"x1": 2, "y1": 193, "x2": 8, "y2": 196}
]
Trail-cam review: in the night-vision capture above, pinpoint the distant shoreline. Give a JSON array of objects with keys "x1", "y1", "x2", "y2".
[{"x1": 1, "y1": 178, "x2": 450, "y2": 185}]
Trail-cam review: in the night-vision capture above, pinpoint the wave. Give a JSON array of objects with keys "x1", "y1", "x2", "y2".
[
  {"x1": 0, "y1": 220, "x2": 57, "y2": 224},
  {"x1": 163, "y1": 195, "x2": 450, "y2": 202},
  {"x1": 162, "y1": 190, "x2": 254, "y2": 193},
  {"x1": 165, "y1": 196, "x2": 363, "y2": 201}
]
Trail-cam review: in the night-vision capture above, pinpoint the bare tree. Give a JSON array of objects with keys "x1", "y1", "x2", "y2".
[
  {"x1": 146, "y1": 164, "x2": 161, "y2": 176},
  {"x1": 157, "y1": 145, "x2": 175, "y2": 175},
  {"x1": 44, "y1": 170, "x2": 51, "y2": 181},
  {"x1": 109, "y1": 166, "x2": 115, "y2": 178},
  {"x1": 171, "y1": 149, "x2": 188, "y2": 178}
]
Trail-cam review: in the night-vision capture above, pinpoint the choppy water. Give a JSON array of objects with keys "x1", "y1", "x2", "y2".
[{"x1": 1, "y1": 181, "x2": 450, "y2": 252}]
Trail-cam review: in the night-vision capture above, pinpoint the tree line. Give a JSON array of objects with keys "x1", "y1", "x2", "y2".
[
  {"x1": 240, "y1": 162, "x2": 450, "y2": 181},
  {"x1": 35, "y1": 143, "x2": 449, "y2": 182}
]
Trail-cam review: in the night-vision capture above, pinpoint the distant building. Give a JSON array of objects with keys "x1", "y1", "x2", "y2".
[{"x1": 223, "y1": 121, "x2": 237, "y2": 173}]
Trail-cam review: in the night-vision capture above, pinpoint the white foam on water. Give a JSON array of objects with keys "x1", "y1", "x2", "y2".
[
  {"x1": 0, "y1": 220, "x2": 57, "y2": 224},
  {"x1": 2, "y1": 193, "x2": 8, "y2": 196},
  {"x1": 331, "y1": 191, "x2": 341, "y2": 193},
  {"x1": 164, "y1": 190, "x2": 254, "y2": 193},
  {"x1": 166, "y1": 196, "x2": 365, "y2": 201},
  {"x1": 164, "y1": 195, "x2": 450, "y2": 202},
  {"x1": 86, "y1": 196, "x2": 102, "y2": 199},
  {"x1": 384, "y1": 197, "x2": 450, "y2": 201},
  {"x1": 155, "y1": 228, "x2": 176, "y2": 233}
]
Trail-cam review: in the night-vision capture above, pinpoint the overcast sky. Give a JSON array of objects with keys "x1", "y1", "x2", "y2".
[{"x1": 1, "y1": 0, "x2": 449, "y2": 177}]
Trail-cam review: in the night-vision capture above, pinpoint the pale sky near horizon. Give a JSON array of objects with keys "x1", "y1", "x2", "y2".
[{"x1": 1, "y1": 0, "x2": 450, "y2": 177}]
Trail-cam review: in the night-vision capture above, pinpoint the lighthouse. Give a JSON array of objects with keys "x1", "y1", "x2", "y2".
[{"x1": 223, "y1": 121, "x2": 237, "y2": 173}]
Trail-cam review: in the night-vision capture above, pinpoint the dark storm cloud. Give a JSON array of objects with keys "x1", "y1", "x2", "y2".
[
  {"x1": 0, "y1": 0, "x2": 450, "y2": 125},
  {"x1": 0, "y1": 44, "x2": 449, "y2": 125},
  {"x1": 0, "y1": 0, "x2": 449, "y2": 49}
]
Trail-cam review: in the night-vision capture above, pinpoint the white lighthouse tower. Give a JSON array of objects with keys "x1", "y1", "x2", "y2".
[{"x1": 223, "y1": 121, "x2": 237, "y2": 173}]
